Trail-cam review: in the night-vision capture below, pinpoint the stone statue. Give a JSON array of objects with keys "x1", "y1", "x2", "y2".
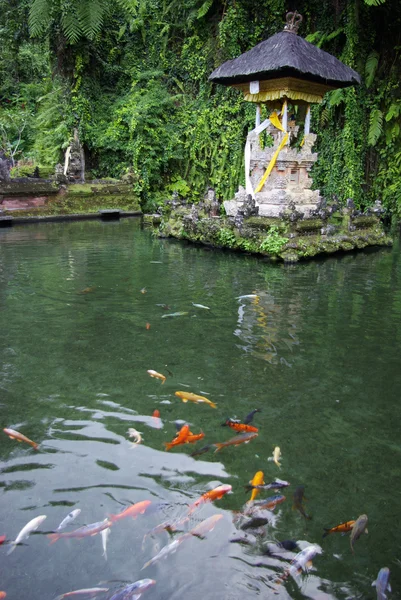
[{"x1": 64, "y1": 129, "x2": 85, "y2": 183}]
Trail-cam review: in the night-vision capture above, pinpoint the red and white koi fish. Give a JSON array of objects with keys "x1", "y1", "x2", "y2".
[{"x1": 54, "y1": 588, "x2": 109, "y2": 600}]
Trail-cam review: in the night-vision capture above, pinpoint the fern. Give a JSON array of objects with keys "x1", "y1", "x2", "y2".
[
  {"x1": 29, "y1": 0, "x2": 51, "y2": 37},
  {"x1": 77, "y1": 0, "x2": 107, "y2": 40},
  {"x1": 365, "y1": 51, "x2": 379, "y2": 87},
  {"x1": 368, "y1": 108, "x2": 383, "y2": 145},
  {"x1": 364, "y1": 0, "x2": 386, "y2": 5},
  {"x1": 328, "y1": 88, "x2": 344, "y2": 107},
  {"x1": 320, "y1": 107, "x2": 330, "y2": 127},
  {"x1": 197, "y1": 0, "x2": 213, "y2": 19},
  {"x1": 385, "y1": 102, "x2": 401, "y2": 122}
]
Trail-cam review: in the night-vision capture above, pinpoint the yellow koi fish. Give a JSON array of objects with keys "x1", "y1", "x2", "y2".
[
  {"x1": 175, "y1": 391, "x2": 217, "y2": 409},
  {"x1": 147, "y1": 370, "x2": 166, "y2": 384},
  {"x1": 248, "y1": 471, "x2": 264, "y2": 503}
]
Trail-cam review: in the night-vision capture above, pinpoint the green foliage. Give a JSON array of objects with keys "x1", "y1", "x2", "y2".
[
  {"x1": 259, "y1": 227, "x2": 288, "y2": 254},
  {"x1": 368, "y1": 108, "x2": 383, "y2": 146},
  {"x1": 217, "y1": 228, "x2": 237, "y2": 247},
  {"x1": 365, "y1": 51, "x2": 379, "y2": 88}
]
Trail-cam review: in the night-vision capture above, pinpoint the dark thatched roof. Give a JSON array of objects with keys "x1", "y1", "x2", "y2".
[{"x1": 209, "y1": 31, "x2": 361, "y2": 88}]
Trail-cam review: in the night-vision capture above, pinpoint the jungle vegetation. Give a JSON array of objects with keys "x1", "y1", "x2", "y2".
[{"x1": 0, "y1": 0, "x2": 400, "y2": 215}]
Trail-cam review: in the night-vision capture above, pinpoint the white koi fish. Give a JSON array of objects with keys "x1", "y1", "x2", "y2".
[
  {"x1": 56, "y1": 509, "x2": 81, "y2": 532},
  {"x1": 7, "y1": 515, "x2": 47, "y2": 555},
  {"x1": 128, "y1": 428, "x2": 143, "y2": 446},
  {"x1": 101, "y1": 525, "x2": 111, "y2": 561},
  {"x1": 268, "y1": 446, "x2": 282, "y2": 468},
  {"x1": 192, "y1": 303, "x2": 210, "y2": 310}
]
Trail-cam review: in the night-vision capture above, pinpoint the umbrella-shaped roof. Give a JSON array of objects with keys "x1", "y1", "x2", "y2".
[{"x1": 209, "y1": 14, "x2": 360, "y2": 91}]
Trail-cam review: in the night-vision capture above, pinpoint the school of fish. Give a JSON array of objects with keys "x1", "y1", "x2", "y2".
[{"x1": 0, "y1": 342, "x2": 389, "y2": 600}]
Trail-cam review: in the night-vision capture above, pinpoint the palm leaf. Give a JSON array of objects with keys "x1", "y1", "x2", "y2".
[
  {"x1": 368, "y1": 108, "x2": 383, "y2": 145},
  {"x1": 328, "y1": 88, "x2": 344, "y2": 107}
]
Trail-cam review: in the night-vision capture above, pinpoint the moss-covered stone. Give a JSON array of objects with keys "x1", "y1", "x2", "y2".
[{"x1": 295, "y1": 219, "x2": 324, "y2": 232}]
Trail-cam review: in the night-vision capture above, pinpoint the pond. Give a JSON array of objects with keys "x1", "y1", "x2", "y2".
[{"x1": 0, "y1": 218, "x2": 400, "y2": 600}]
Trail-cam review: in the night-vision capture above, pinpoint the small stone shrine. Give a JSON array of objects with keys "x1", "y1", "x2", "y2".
[
  {"x1": 209, "y1": 11, "x2": 360, "y2": 218},
  {"x1": 64, "y1": 129, "x2": 85, "y2": 183}
]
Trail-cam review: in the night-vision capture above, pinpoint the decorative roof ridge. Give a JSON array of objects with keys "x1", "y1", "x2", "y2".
[{"x1": 283, "y1": 11, "x2": 303, "y2": 35}]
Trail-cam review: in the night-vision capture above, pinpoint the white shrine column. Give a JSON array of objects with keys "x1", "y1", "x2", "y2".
[
  {"x1": 305, "y1": 104, "x2": 311, "y2": 134},
  {"x1": 255, "y1": 103, "x2": 261, "y2": 127},
  {"x1": 282, "y1": 100, "x2": 288, "y2": 132}
]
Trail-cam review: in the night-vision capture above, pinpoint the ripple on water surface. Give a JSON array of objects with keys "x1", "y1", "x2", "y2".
[{"x1": 0, "y1": 220, "x2": 400, "y2": 600}]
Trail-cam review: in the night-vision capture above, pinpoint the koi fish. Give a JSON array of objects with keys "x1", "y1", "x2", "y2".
[
  {"x1": 223, "y1": 419, "x2": 258, "y2": 433},
  {"x1": 164, "y1": 424, "x2": 190, "y2": 450},
  {"x1": 7, "y1": 515, "x2": 47, "y2": 555},
  {"x1": 268, "y1": 446, "x2": 282, "y2": 468},
  {"x1": 55, "y1": 588, "x2": 109, "y2": 600},
  {"x1": 190, "y1": 514, "x2": 223, "y2": 538},
  {"x1": 372, "y1": 567, "x2": 391, "y2": 600},
  {"x1": 244, "y1": 408, "x2": 261, "y2": 424},
  {"x1": 3, "y1": 428, "x2": 39, "y2": 450},
  {"x1": 145, "y1": 323, "x2": 151, "y2": 330},
  {"x1": 292, "y1": 486, "x2": 311, "y2": 520},
  {"x1": 248, "y1": 471, "x2": 264, "y2": 503},
  {"x1": 0, "y1": 535, "x2": 6, "y2": 545},
  {"x1": 56, "y1": 509, "x2": 81, "y2": 532},
  {"x1": 254, "y1": 494, "x2": 286, "y2": 511},
  {"x1": 186, "y1": 431, "x2": 205, "y2": 444},
  {"x1": 109, "y1": 500, "x2": 152, "y2": 523},
  {"x1": 287, "y1": 545, "x2": 322, "y2": 579},
  {"x1": 0, "y1": 593, "x2": 5, "y2": 599},
  {"x1": 350, "y1": 514, "x2": 368, "y2": 553},
  {"x1": 322, "y1": 520, "x2": 356, "y2": 538},
  {"x1": 79, "y1": 287, "x2": 95, "y2": 294},
  {"x1": 213, "y1": 432, "x2": 258, "y2": 453},
  {"x1": 245, "y1": 478, "x2": 290, "y2": 492},
  {"x1": 151, "y1": 409, "x2": 163, "y2": 429},
  {"x1": 263, "y1": 540, "x2": 299, "y2": 555},
  {"x1": 48, "y1": 519, "x2": 111, "y2": 544},
  {"x1": 190, "y1": 444, "x2": 213, "y2": 457},
  {"x1": 101, "y1": 525, "x2": 110, "y2": 561},
  {"x1": 236, "y1": 294, "x2": 258, "y2": 299},
  {"x1": 192, "y1": 303, "x2": 210, "y2": 310},
  {"x1": 142, "y1": 535, "x2": 188, "y2": 569},
  {"x1": 175, "y1": 391, "x2": 217, "y2": 409},
  {"x1": 140, "y1": 288, "x2": 147, "y2": 294},
  {"x1": 128, "y1": 428, "x2": 143, "y2": 445},
  {"x1": 109, "y1": 579, "x2": 155, "y2": 600},
  {"x1": 161, "y1": 311, "x2": 189, "y2": 318},
  {"x1": 188, "y1": 484, "x2": 232, "y2": 513},
  {"x1": 147, "y1": 369, "x2": 166, "y2": 384}
]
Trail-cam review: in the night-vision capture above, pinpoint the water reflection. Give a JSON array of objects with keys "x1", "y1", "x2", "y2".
[{"x1": 0, "y1": 221, "x2": 400, "y2": 599}]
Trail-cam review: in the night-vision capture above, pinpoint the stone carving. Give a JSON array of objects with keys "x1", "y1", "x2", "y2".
[
  {"x1": 55, "y1": 163, "x2": 67, "y2": 184},
  {"x1": 237, "y1": 194, "x2": 259, "y2": 217},
  {"x1": 64, "y1": 129, "x2": 85, "y2": 183},
  {"x1": 0, "y1": 153, "x2": 11, "y2": 182}
]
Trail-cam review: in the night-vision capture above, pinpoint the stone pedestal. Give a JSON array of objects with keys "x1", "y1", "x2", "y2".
[{"x1": 224, "y1": 130, "x2": 321, "y2": 218}]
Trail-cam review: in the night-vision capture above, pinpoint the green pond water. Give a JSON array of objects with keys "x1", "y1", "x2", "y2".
[{"x1": 0, "y1": 218, "x2": 400, "y2": 600}]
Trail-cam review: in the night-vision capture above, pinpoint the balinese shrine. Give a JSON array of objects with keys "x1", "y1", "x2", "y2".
[
  {"x1": 157, "y1": 12, "x2": 392, "y2": 262},
  {"x1": 209, "y1": 11, "x2": 360, "y2": 217}
]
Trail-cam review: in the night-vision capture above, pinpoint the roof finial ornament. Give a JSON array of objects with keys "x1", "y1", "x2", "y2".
[{"x1": 284, "y1": 11, "x2": 302, "y2": 34}]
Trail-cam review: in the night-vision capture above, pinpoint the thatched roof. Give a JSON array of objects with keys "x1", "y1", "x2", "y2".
[{"x1": 209, "y1": 30, "x2": 361, "y2": 89}]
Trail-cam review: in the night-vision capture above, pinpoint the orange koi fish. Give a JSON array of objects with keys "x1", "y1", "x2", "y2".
[
  {"x1": 48, "y1": 519, "x2": 111, "y2": 544},
  {"x1": 0, "y1": 592, "x2": 6, "y2": 599},
  {"x1": 146, "y1": 323, "x2": 151, "y2": 330},
  {"x1": 213, "y1": 432, "x2": 258, "y2": 453},
  {"x1": 109, "y1": 500, "x2": 152, "y2": 524},
  {"x1": 190, "y1": 514, "x2": 223, "y2": 538},
  {"x1": 323, "y1": 520, "x2": 356, "y2": 538},
  {"x1": 248, "y1": 471, "x2": 264, "y2": 503},
  {"x1": 164, "y1": 424, "x2": 190, "y2": 451},
  {"x1": 188, "y1": 484, "x2": 232, "y2": 513},
  {"x1": 186, "y1": 431, "x2": 205, "y2": 444},
  {"x1": 3, "y1": 428, "x2": 39, "y2": 450},
  {"x1": 223, "y1": 419, "x2": 258, "y2": 433},
  {"x1": 147, "y1": 370, "x2": 166, "y2": 384},
  {"x1": 151, "y1": 409, "x2": 163, "y2": 429}
]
